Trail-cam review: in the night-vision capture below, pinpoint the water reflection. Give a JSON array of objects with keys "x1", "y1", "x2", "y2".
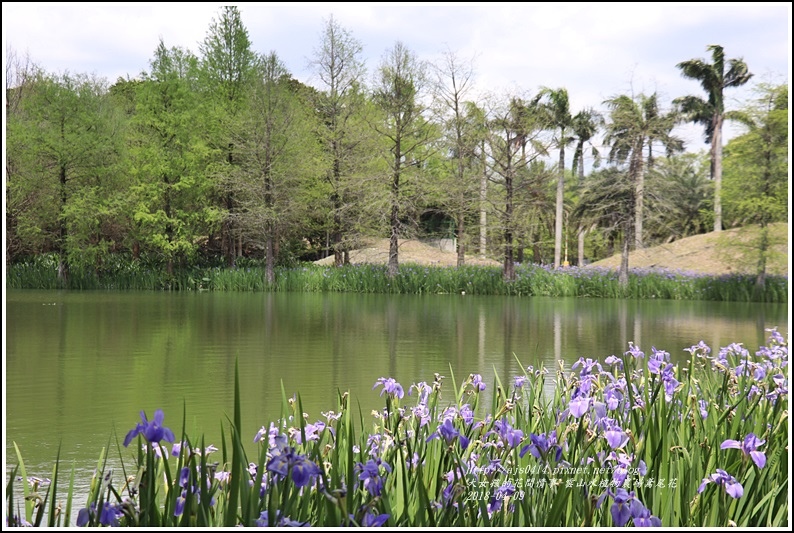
[{"x1": 5, "y1": 289, "x2": 787, "y2": 522}]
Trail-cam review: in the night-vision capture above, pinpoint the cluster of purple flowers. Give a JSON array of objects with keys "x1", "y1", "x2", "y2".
[{"x1": 81, "y1": 328, "x2": 784, "y2": 527}]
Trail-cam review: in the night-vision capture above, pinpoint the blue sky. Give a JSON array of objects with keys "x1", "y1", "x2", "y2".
[{"x1": 3, "y1": 2, "x2": 791, "y2": 157}]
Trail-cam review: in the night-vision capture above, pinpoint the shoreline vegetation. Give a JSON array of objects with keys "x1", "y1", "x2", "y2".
[
  {"x1": 7, "y1": 329, "x2": 788, "y2": 527},
  {"x1": 6, "y1": 254, "x2": 788, "y2": 303}
]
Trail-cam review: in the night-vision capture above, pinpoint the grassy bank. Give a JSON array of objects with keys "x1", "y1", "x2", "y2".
[
  {"x1": 7, "y1": 329, "x2": 788, "y2": 527},
  {"x1": 6, "y1": 254, "x2": 789, "y2": 302}
]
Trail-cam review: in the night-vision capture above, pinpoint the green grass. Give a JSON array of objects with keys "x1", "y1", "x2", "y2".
[{"x1": 6, "y1": 255, "x2": 788, "y2": 302}]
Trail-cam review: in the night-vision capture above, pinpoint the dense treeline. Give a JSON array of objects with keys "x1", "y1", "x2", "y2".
[{"x1": 5, "y1": 8, "x2": 788, "y2": 290}]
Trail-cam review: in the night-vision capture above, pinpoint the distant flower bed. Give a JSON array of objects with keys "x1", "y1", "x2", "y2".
[
  {"x1": 7, "y1": 254, "x2": 788, "y2": 303},
  {"x1": 7, "y1": 329, "x2": 788, "y2": 527}
]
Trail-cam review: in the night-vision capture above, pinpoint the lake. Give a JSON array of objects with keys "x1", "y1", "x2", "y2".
[{"x1": 4, "y1": 289, "x2": 788, "y2": 521}]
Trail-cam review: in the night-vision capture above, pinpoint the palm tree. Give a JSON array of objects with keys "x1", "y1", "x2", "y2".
[
  {"x1": 603, "y1": 93, "x2": 683, "y2": 249},
  {"x1": 570, "y1": 108, "x2": 602, "y2": 265},
  {"x1": 674, "y1": 44, "x2": 753, "y2": 232},
  {"x1": 537, "y1": 87, "x2": 574, "y2": 268},
  {"x1": 644, "y1": 154, "x2": 711, "y2": 242},
  {"x1": 572, "y1": 167, "x2": 634, "y2": 286}
]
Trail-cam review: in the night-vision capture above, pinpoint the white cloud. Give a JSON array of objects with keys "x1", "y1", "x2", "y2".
[{"x1": 3, "y1": 2, "x2": 789, "y2": 156}]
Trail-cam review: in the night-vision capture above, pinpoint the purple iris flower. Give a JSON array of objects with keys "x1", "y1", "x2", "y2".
[
  {"x1": 610, "y1": 489, "x2": 633, "y2": 527},
  {"x1": 488, "y1": 482, "x2": 517, "y2": 513},
  {"x1": 257, "y1": 510, "x2": 310, "y2": 527},
  {"x1": 604, "y1": 387, "x2": 622, "y2": 410},
  {"x1": 684, "y1": 340, "x2": 711, "y2": 357},
  {"x1": 373, "y1": 377, "x2": 405, "y2": 399},
  {"x1": 604, "y1": 428, "x2": 629, "y2": 449},
  {"x1": 520, "y1": 431, "x2": 562, "y2": 462},
  {"x1": 179, "y1": 466, "x2": 190, "y2": 488},
  {"x1": 489, "y1": 419, "x2": 523, "y2": 449},
  {"x1": 629, "y1": 499, "x2": 662, "y2": 526},
  {"x1": 625, "y1": 342, "x2": 644, "y2": 359},
  {"x1": 572, "y1": 357, "x2": 602, "y2": 376},
  {"x1": 647, "y1": 347, "x2": 669, "y2": 374},
  {"x1": 123, "y1": 409, "x2": 175, "y2": 447},
  {"x1": 427, "y1": 418, "x2": 470, "y2": 450},
  {"x1": 767, "y1": 374, "x2": 788, "y2": 403},
  {"x1": 604, "y1": 355, "x2": 623, "y2": 369},
  {"x1": 698, "y1": 469, "x2": 743, "y2": 498},
  {"x1": 356, "y1": 459, "x2": 391, "y2": 497},
  {"x1": 662, "y1": 364, "x2": 679, "y2": 401},
  {"x1": 470, "y1": 373, "x2": 486, "y2": 392},
  {"x1": 266, "y1": 437, "x2": 321, "y2": 488},
  {"x1": 412, "y1": 405, "x2": 431, "y2": 427},
  {"x1": 99, "y1": 502, "x2": 122, "y2": 527},
  {"x1": 76, "y1": 503, "x2": 96, "y2": 527},
  {"x1": 514, "y1": 375, "x2": 527, "y2": 389},
  {"x1": 569, "y1": 396, "x2": 590, "y2": 418},
  {"x1": 698, "y1": 400, "x2": 709, "y2": 419},
  {"x1": 291, "y1": 456, "x2": 322, "y2": 488},
  {"x1": 717, "y1": 343, "x2": 749, "y2": 363},
  {"x1": 721, "y1": 433, "x2": 766, "y2": 468},
  {"x1": 361, "y1": 512, "x2": 390, "y2": 527},
  {"x1": 459, "y1": 404, "x2": 474, "y2": 425},
  {"x1": 171, "y1": 440, "x2": 189, "y2": 457},
  {"x1": 174, "y1": 492, "x2": 186, "y2": 516}
]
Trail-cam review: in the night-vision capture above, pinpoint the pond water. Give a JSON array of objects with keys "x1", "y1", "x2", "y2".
[{"x1": 4, "y1": 289, "x2": 788, "y2": 522}]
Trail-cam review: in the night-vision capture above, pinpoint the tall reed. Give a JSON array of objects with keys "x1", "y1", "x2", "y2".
[{"x1": 6, "y1": 255, "x2": 788, "y2": 303}]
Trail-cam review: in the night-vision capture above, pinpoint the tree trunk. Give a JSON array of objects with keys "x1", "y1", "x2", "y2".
[
  {"x1": 619, "y1": 222, "x2": 631, "y2": 288},
  {"x1": 712, "y1": 114, "x2": 723, "y2": 232},
  {"x1": 503, "y1": 171, "x2": 515, "y2": 281},
  {"x1": 479, "y1": 142, "x2": 488, "y2": 258},
  {"x1": 577, "y1": 154, "x2": 586, "y2": 266},
  {"x1": 265, "y1": 228, "x2": 275, "y2": 284},
  {"x1": 633, "y1": 146, "x2": 645, "y2": 249},
  {"x1": 388, "y1": 155, "x2": 400, "y2": 278},
  {"x1": 456, "y1": 215, "x2": 465, "y2": 267},
  {"x1": 332, "y1": 150, "x2": 344, "y2": 267},
  {"x1": 57, "y1": 164, "x2": 69, "y2": 286},
  {"x1": 755, "y1": 223, "x2": 768, "y2": 293},
  {"x1": 554, "y1": 142, "x2": 565, "y2": 268}
]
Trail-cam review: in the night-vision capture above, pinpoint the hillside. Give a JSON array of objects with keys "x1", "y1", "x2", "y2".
[
  {"x1": 586, "y1": 223, "x2": 789, "y2": 276},
  {"x1": 314, "y1": 239, "x2": 501, "y2": 267},
  {"x1": 314, "y1": 224, "x2": 789, "y2": 277}
]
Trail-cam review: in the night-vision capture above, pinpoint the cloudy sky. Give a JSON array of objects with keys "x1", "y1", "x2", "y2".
[{"x1": 3, "y1": 2, "x2": 791, "y2": 156}]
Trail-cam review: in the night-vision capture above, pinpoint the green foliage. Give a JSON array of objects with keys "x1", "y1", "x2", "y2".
[
  {"x1": 129, "y1": 40, "x2": 220, "y2": 272},
  {"x1": 722, "y1": 83, "x2": 788, "y2": 228},
  {"x1": 644, "y1": 153, "x2": 712, "y2": 242},
  {"x1": 7, "y1": 257, "x2": 787, "y2": 303},
  {"x1": 5, "y1": 70, "x2": 125, "y2": 281}
]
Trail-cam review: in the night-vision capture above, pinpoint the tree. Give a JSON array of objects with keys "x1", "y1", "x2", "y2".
[
  {"x1": 721, "y1": 83, "x2": 788, "y2": 291},
  {"x1": 198, "y1": 6, "x2": 259, "y2": 266},
  {"x1": 645, "y1": 153, "x2": 712, "y2": 243},
  {"x1": 570, "y1": 108, "x2": 602, "y2": 265},
  {"x1": 130, "y1": 40, "x2": 218, "y2": 276},
  {"x1": 572, "y1": 168, "x2": 635, "y2": 286},
  {"x1": 7, "y1": 71, "x2": 123, "y2": 284},
  {"x1": 228, "y1": 53, "x2": 319, "y2": 283},
  {"x1": 309, "y1": 15, "x2": 368, "y2": 266},
  {"x1": 371, "y1": 41, "x2": 433, "y2": 277},
  {"x1": 5, "y1": 47, "x2": 43, "y2": 263},
  {"x1": 432, "y1": 47, "x2": 479, "y2": 267},
  {"x1": 485, "y1": 94, "x2": 549, "y2": 281},
  {"x1": 603, "y1": 92, "x2": 682, "y2": 249},
  {"x1": 536, "y1": 87, "x2": 574, "y2": 268},
  {"x1": 674, "y1": 44, "x2": 753, "y2": 232}
]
